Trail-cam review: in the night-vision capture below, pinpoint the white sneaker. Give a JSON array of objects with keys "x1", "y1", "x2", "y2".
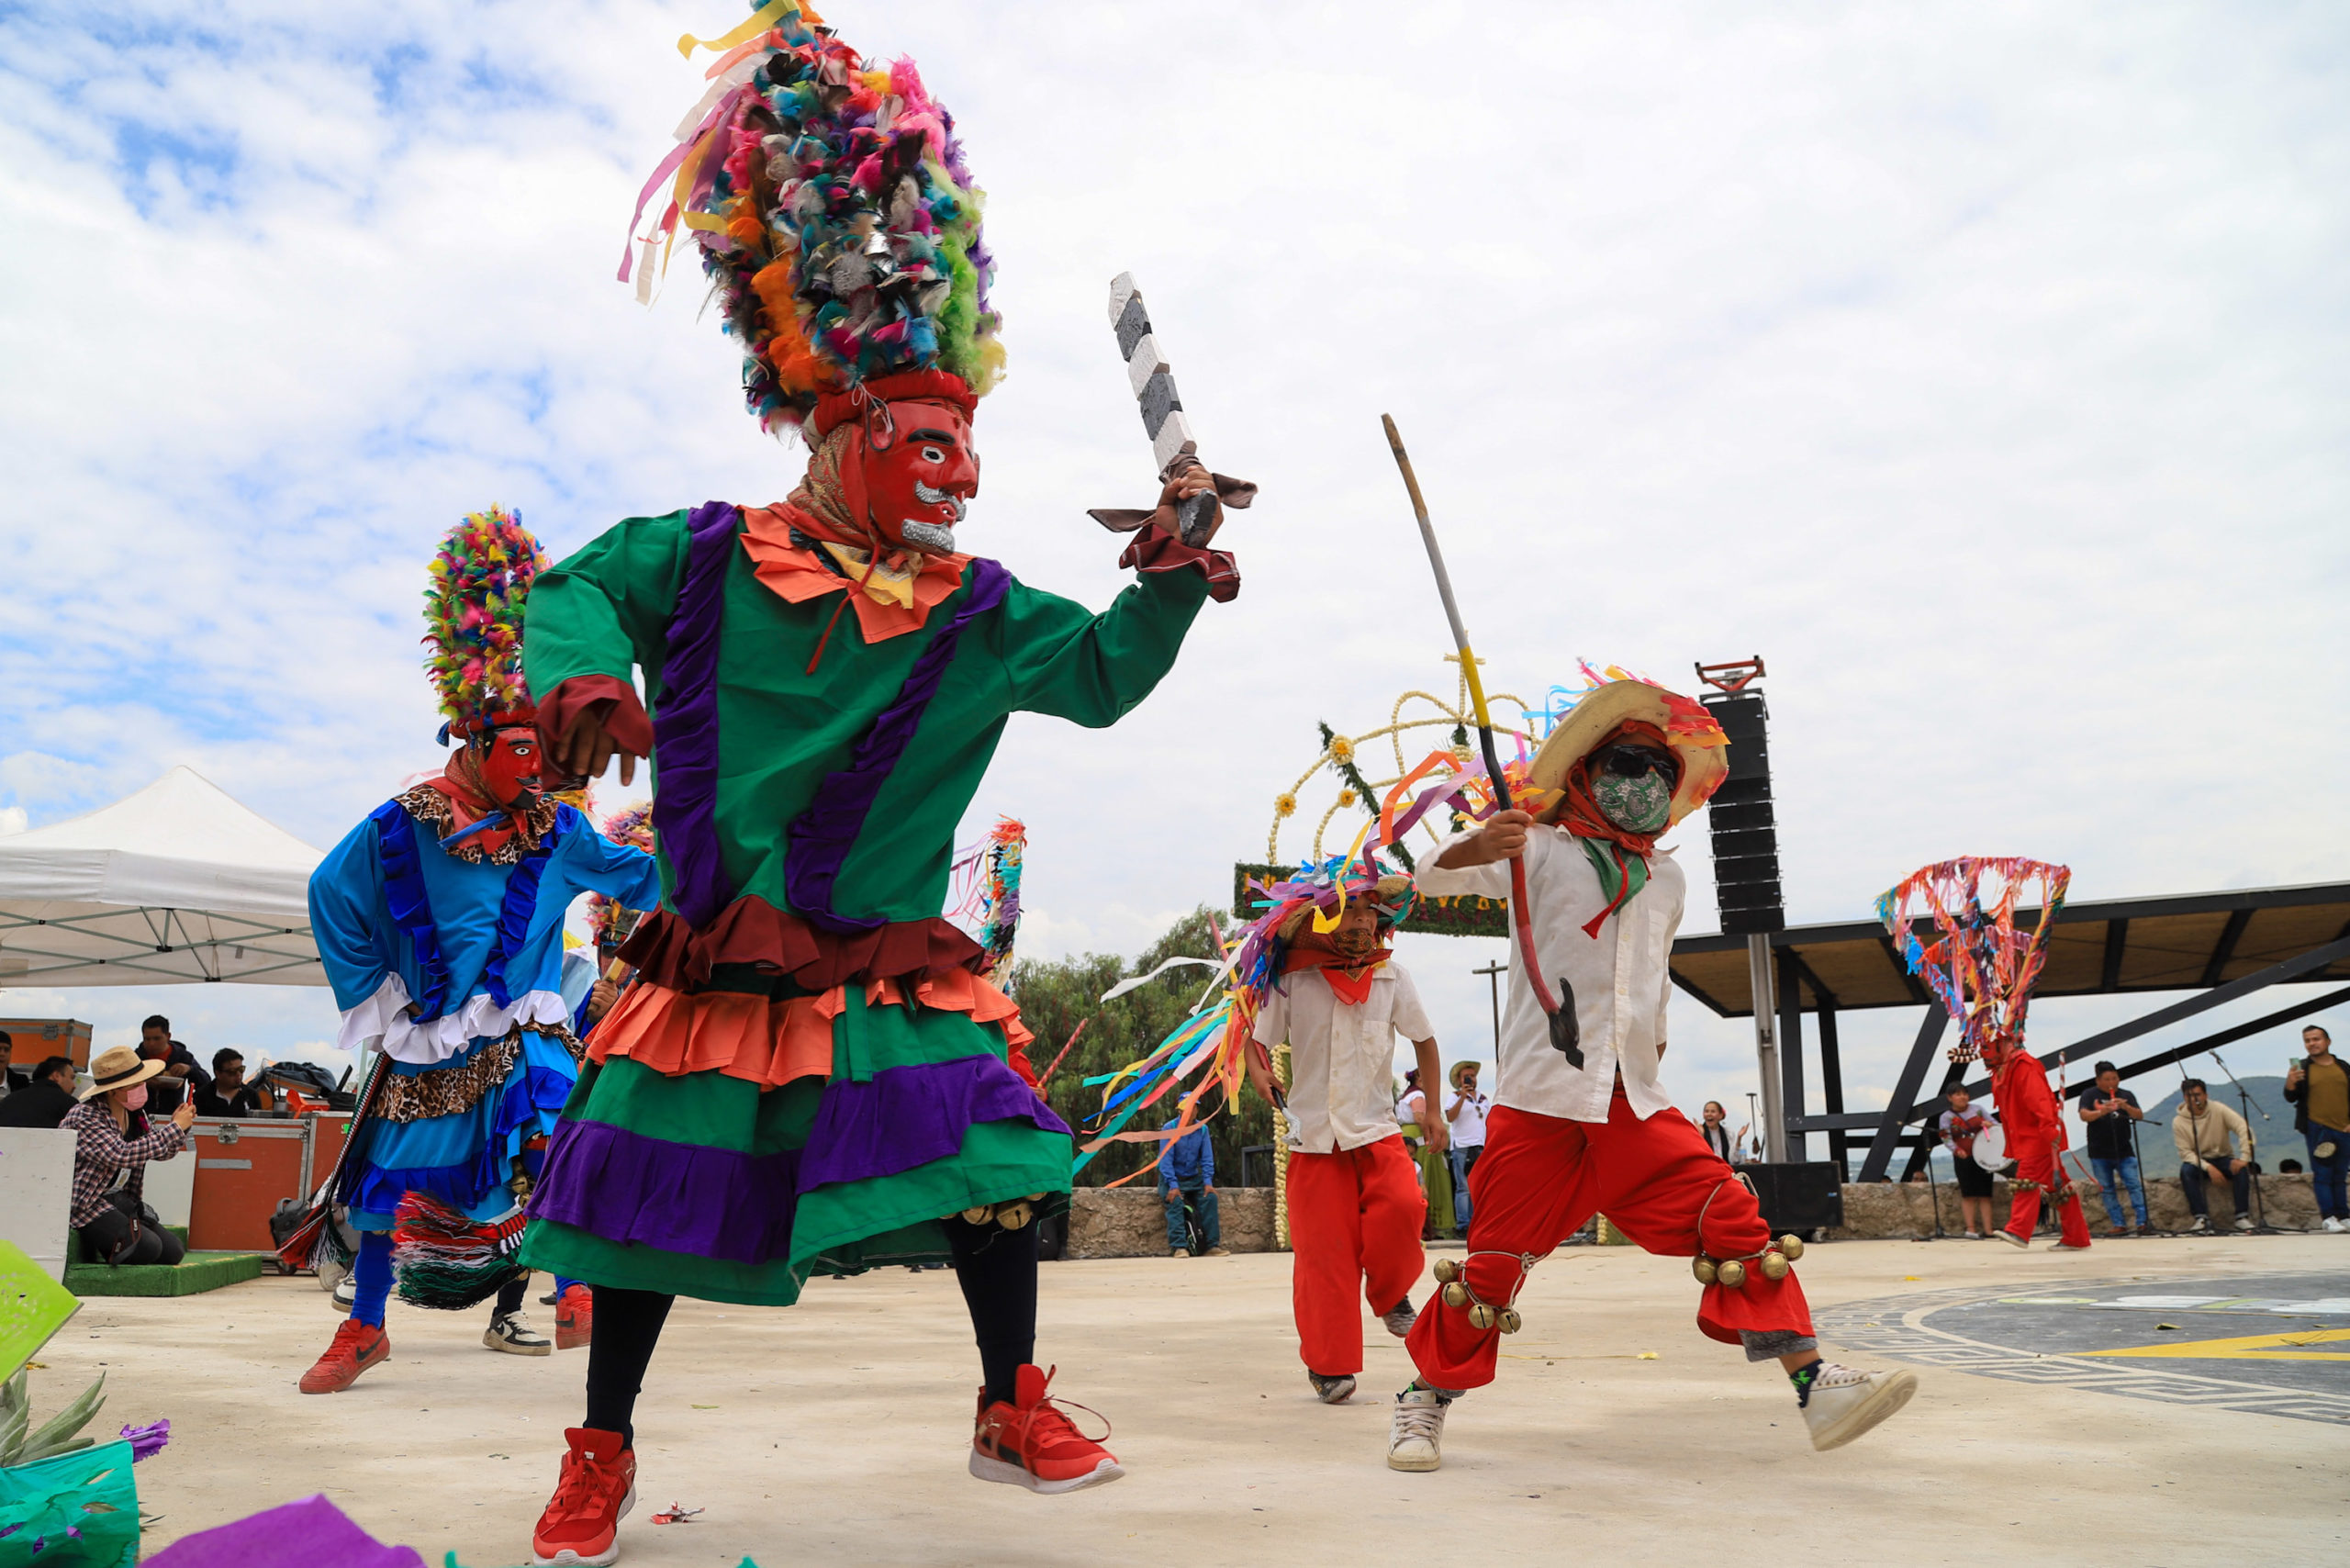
[
  {"x1": 2188, "y1": 1215, "x2": 2210, "y2": 1234},
  {"x1": 1800, "y1": 1364, "x2": 1919, "y2": 1451},
  {"x1": 2232, "y1": 1216, "x2": 2255, "y2": 1233},
  {"x1": 2323, "y1": 1217, "x2": 2344, "y2": 1234},
  {"x1": 484, "y1": 1312, "x2": 553, "y2": 1356},
  {"x1": 1386, "y1": 1387, "x2": 1449, "y2": 1472},
  {"x1": 330, "y1": 1276, "x2": 357, "y2": 1312},
  {"x1": 1994, "y1": 1229, "x2": 2028, "y2": 1249}
]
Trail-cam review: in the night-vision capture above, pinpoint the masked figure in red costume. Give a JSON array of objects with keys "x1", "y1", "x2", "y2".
[
  {"x1": 1386, "y1": 679, "x2": 1919, "y2": 1474},
  {"x1": 1982, "y1": 1033, "x2": 2091, "y2": 1250},
  {"x1": 513, "y1": 7, "x2": 1248, "y2": 1563}
]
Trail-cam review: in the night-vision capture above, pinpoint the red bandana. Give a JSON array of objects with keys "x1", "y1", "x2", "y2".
[
  {"x1": 420, "y1": 752, "x2": 535, "y2": 856},
  {"x1": 1282, "y1": 946, "x2": 1390, "y2": 1006}
]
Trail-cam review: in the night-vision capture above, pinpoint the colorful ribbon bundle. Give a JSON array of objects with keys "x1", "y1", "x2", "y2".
[
  {"x1": 946, "y1": 815, "x2": 1025, "y2": 978},
  {"x1": 1877, "y1": 857, "x2": 2073, "y2": 1063}
]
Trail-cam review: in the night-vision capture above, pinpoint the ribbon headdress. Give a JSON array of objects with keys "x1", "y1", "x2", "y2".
[{"x1": 625, "y1": 0, "x2": 1005, "y2": 434}]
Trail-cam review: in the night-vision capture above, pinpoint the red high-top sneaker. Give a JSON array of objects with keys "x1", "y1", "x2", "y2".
[
  {"x1": 554, "y1": 1284, "x2": 594, "y2": 1350},
  {"x1": 297, "y1": 1319, "x2": 389, "y2": 1394},
  {"x1": 968, "y1": 1364, "x2": 1123, "y2": 1494},
  {"x1": 531, "y1": 1428, "x2": 636, "y2": 1566}
]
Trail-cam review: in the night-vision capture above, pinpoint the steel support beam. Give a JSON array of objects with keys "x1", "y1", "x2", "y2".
[
  {"x1": 1777, "y1": 946, "x2": 1807, "y2": 1162},
  {"x1": 1916, "y1": 932, "x2": 2350, "y2": 1115},
  {"x1": 1858, "y1": 1008, "x2": 1950, "y2": 1182},
  {"x1": 1747, "y1": 935, "x2": 1785, "y2": 1162},
  {"x1": 2062, "y1": 983, "x2": 2350, "y2": 1099}
]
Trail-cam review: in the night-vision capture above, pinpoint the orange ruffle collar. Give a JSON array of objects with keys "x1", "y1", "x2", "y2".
[{"x1": 740, "y1": 502, "x2": 973, "y2": 644}]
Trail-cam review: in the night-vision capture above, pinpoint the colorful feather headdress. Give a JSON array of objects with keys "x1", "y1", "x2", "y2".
[
  {"x1": 623, "y1": 0, "x2": 1005, "y2": 433},
  {"x1": 422, "y1": 507, "x2": 550, "y2": 738}
]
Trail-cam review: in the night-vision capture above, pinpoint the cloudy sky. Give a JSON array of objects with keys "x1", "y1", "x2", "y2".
[{"x1": 3, "y1": 1, "x2": 2345, "y2": 1142}]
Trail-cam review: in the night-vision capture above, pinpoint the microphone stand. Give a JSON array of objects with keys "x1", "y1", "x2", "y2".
[{"x1": 2209, "y1": 1051, "x2": 2271, "y2": 1232}]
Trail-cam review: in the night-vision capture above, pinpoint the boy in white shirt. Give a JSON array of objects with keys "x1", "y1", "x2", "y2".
[
  {"x1": 1384, "y1": 680, "x2": 1917, "y2": 1470},
  {"x1": 1247, "y1": 863, "x2": 1445, "y2": 1406}
]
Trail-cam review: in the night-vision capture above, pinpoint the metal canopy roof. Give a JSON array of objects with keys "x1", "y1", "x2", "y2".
[{"x1": 1671, "y1": 880, "x2": 2350, "y2": 1018}]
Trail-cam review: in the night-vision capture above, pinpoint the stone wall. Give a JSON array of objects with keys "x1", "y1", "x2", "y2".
[
  {"x1": 1066, "y1": 1187, "x2": 1277, "y2": 1259},
  {"x1": 1829, "y1": 1173, "x2": 2319, "y2": 1239},
  {"x1": 1058, "y1": 1174, "x2": 2328, "y2": 1257}
]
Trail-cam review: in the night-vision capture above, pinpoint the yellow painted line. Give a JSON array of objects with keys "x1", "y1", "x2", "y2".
[{"x1": 2077, "y1": 1327, "x2": 2350, "y2": 1361}]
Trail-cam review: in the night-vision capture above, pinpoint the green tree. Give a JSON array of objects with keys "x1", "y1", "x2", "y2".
[{"x1": 1008, "y1": 906, "x2": 1277, "y2": 1189}]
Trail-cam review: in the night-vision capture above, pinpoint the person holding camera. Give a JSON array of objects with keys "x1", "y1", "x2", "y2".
[
  {"x1": 2284, "y1": 1024, "x2": 2349, "y2": 1232},
  {"x1": 61, "y1": 1045, "x2": 194, "y2": 1266}
]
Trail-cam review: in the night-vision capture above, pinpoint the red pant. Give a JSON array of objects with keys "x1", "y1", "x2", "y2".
[
  {"x1": 1287, "y1": 1137, "x2": 1426, "y2": 1375},
  {"x1": 2006, "y1": 1142, "x2": 2089, "y2": 1247},
  {"x1": 1406, "y1": 1092, "x2": 1814, "y2": 1392}
]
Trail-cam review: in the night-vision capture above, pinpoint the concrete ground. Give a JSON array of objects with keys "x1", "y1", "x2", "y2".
[{"x1": 32, "y1": 1235, "x2": 2350, "y2": 1567}]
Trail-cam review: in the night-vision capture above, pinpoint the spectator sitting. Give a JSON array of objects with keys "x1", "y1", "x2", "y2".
[
  {"x1": 2173, "y1": 1078, "x2": 2255, "y2": 1234},
  {"x1": 2079, "y1": 1060, "x2": 2151, "y2": 1237},
  {"x1": 193, "y1": 1050, "x2": 276, "y2": 1118},
  {"x1": 61, "y1": 1046, "x2": 194, "y2": 1266},
  {"x1": 138, "y1": 1014, "x2": 209, "y2": 1114},
  {"x1": 1158, "y1": 1115, "x2": 1227, "y2": 1258},
  {"x1": 1939, "y1": 1086, "x2": 1998, "y2": 1238},
  {"x1": 1446, "y1": 1062, "x2": 1490, "y2": 1229},
  {"x1": 2283, "y1": 1024, "x2": 2350, "y2": 1234},
  {"x1": 0, "y1": 1056, "x2": 80, "y2": 1128}
]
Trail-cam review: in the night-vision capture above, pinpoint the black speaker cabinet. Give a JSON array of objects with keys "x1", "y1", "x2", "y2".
[{"x1": 1744, "y1": 1161, "x2": 1844, "y2": 1233}]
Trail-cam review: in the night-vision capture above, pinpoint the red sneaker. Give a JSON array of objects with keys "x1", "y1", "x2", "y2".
[
  {"x1": 968, "y1": 1364, "x2": 1123, "y2": 1494},
  {"x1": 297, "y1": 1319, "x2": 389, "y2": 1394},
  {"x1": 554, "y1": 1284, "x2": 594, "y2": 1350},
  {"x1": 531, "y1": 1428, "x2": 636, "y2": 1566}
]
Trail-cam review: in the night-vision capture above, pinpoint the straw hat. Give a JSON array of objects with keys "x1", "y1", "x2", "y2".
[
  {"x1": 79, "y1": 1045, "x2": 164, "y2": 1101},
  {"x1": 1449, "y1": 1060, "x2": 1482, "y2": 1091},
  {"x1": 1525, "y1": 681, "x2": 1729, "y2": 829}
]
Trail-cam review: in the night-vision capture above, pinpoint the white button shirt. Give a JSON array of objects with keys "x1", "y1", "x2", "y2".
[
  {"x1": 1414, "y1": 825, "x2": 1684, "y2": 1125},
  {"x1": 1252, "y1": 961, "x2": 1435, "y2": 1154}
]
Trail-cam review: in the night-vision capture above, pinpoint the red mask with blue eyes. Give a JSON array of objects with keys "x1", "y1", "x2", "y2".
[{"x1": 841, "y1": 398, "x2": 980, "y2": 555}]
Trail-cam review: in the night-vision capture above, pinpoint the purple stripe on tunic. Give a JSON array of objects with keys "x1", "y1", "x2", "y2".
[
  {"x1": 784, "y1": 558, "x2": 1012, "y2": 933},
  {"x1": 652, "y1": 501, "x2": 743, "y2": 929},
  {"x1": 530, "y1": 1116, "x2": 800, "y2": 1265},
  {"x1": 798, "y1": 1054, "x2": 1071, "y2": 1193}
]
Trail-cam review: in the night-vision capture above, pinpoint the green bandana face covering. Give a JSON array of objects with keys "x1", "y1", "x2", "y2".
[{"x1": 1594, "y1": 771, "x2": 1672, "y2": 834}]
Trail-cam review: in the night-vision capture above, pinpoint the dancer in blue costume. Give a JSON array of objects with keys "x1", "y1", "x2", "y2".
[{"x1": 297, "y1": 509, "x2": 662, "y2": 1395}]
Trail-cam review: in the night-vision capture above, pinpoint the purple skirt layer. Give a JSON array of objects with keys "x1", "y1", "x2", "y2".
[
  {"x1": 531, "y1": 1119, "x2": 800, "y2": 1265},
  {"x1": 798, "y1": 1055, "x2": 1071, "y2": 1193}
]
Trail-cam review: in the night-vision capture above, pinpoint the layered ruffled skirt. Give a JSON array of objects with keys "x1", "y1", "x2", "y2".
[
  {"x1": 347, "y1": 1025, "x2": 582, "y2": 1230},
  {"x1": 518, "y1": 969, "x2": 1069, "y2": 1305}
]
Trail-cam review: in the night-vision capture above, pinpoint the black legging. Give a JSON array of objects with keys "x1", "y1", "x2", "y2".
[
  {"x1": 80, "y1": 1196, "x2": 187, "y2": 1266},
  {"x1": 582, "y1": 1216, "x2": 1037, "y2": 1448}
]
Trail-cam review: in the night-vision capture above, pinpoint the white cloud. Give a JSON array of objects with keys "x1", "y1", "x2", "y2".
[{"x1": 2, "y1": 0, "x2": 2345, "y2": 1101}]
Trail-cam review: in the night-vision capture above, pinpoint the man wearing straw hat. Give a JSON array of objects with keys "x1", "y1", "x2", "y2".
[
  {"x1": 1245, "y1": 858, "x2": 1443, "y2": 1406},
  {"x1": 1385, "y1": 678, "x2": 1917, "y2": 1472}
]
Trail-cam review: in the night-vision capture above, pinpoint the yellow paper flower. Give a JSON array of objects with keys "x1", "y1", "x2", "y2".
[
  {"x1": 1328, "y1": 735, "x2": 1355, "y2": 764},
  {"x1": 1337, "y1": 789, "x2": 1358, "y2": 808},
  {"x1": 1273, "y1": 792, "x2": 1297, "y2": 818}
]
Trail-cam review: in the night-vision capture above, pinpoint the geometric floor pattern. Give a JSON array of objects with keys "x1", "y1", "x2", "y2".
[{"x1": 1815, "y1": 1271, "x2": 2350, "y2": 1427}]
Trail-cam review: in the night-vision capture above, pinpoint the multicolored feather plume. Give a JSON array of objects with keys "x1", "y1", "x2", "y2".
[{"x1": 422, "y1": 506, "x2": 551, "y2": 736}]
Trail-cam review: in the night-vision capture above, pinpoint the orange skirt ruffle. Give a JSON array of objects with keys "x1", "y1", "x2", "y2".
[{"x1": 588, "y1": 967, "x2": 1036, "y2": 1092}]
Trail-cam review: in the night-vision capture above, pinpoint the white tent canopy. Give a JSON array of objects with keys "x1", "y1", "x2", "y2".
[{"x1": 0, "y1": 766, "x2": 326, "y2": 986}]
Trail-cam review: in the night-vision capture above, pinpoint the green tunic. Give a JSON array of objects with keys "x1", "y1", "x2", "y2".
[{"x1": 517, "y1": 508, "x2": 1213, "y2": 1304}]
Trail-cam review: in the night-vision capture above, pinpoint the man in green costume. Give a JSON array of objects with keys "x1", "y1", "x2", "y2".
[{"x1": 511, "y1": 9, "x2": 1248, "y2": 1563}]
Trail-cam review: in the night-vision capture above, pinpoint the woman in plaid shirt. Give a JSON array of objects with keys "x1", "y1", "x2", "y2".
[{"x1": 62, "y1": 1044, "x2": 194, "y2": 1265}]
